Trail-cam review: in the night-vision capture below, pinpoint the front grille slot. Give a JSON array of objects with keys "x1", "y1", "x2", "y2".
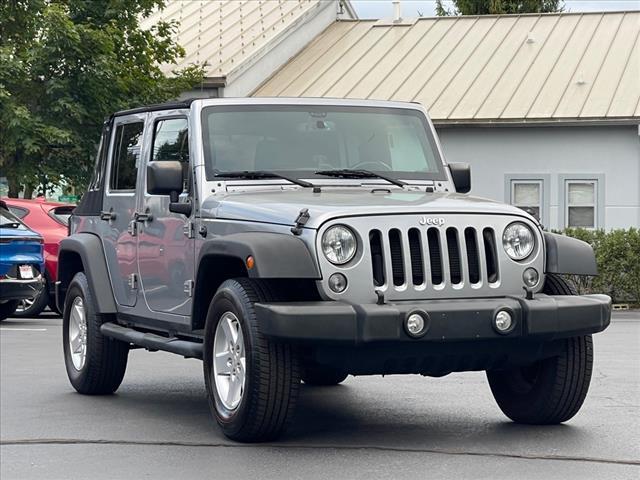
[
  {"x1": 427, "y1": 228, "x2": 443, "y2": 285},
  {"x1": 408, "y1": 228, "x2": 424, "y2": 285},
  {"x1": 367, "y1": 220, "x2": 507, "y2": 293},
  {"x1": 446, "y1": 228, "x2": 462, "y2": 285},
  {"x1": 389, "y1": 229, "x2": 405, "y2": 286},
  {"x1": 465, "y1": 227, "x2": 480, "y2": 284},
  {"x1": 483, "y1": 228, "x2": 499, "y2": 283},
  {"x1": 369, "y1": 230, "x2": 385, "y2": 287}
]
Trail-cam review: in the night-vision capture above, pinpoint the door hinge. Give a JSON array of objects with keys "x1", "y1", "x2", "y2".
[
  {"x1": 183, "y1": 280, "x2": 194, "y2": 297},
  {"x1": 128, "y1": 273, "x2": 138, "y2": 290},
  {"x1": 127, "y1": 220, "x2": 138, "y2": 237},
  {"x1": 183, "y1": 221, "x2": 195, "y2": 239}
]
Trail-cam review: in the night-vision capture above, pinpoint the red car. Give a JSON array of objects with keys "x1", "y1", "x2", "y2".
[{"x1": 2, "y1": 198, "x2": 74, "y2": 316}]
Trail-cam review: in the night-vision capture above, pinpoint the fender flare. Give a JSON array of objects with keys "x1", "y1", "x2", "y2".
[
  {"x1": 58, "y1": 233, "x2": 117, "y2": 313},
  {"x1": 198, "y1": 232, "x2": 321, "y2": 279},
  {"x1": 544, "y1": 232, "x2": 598, "y2": 276}
]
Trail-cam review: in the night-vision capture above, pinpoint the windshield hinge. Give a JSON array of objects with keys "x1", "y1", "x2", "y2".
[{"x1": 291, "y1": 208, "x2": 310, "y2": 236}]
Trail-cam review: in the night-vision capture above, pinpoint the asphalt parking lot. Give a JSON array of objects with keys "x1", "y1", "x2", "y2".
[{"x1": 1, "y1": 311, "x2": 638, "y2": 479}]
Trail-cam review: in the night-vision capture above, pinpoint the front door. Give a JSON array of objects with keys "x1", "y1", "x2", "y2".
[
  {"x1": 100, "y1": 113, "x2": 146, "y2": 307},
  {"x1": 137, "y1": 114, "x2": 194, "y2": 315}
]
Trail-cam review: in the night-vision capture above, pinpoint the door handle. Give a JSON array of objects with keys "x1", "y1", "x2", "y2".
[
  {"x1": 134, "y1": 210, "x2": 153, "y2": 223},
  {"x1": 100, "y1": 210, "x2": 116, "y2": 221}
]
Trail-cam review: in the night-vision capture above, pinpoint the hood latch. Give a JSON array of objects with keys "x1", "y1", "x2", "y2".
[{"x1": 291, "y1": 208, "x2": 310, "y2": 236}]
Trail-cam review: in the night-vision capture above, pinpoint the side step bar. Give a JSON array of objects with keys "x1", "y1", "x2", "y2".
[{"x1": 100, "y1": 323, "x2": 203, "y2": 360}]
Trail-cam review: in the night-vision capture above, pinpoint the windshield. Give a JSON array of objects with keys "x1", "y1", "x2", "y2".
[
  {"x1": 201, "y1": 105, "x2": 446, "y2": 181},
  {"x1": 0, "y1": 207, "x2": 27, "y2": 229}
]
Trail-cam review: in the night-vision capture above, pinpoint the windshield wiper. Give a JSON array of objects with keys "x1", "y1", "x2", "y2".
[
  {"x1": 214, "y1": 171, "x2": 314, "y2": 188},
  {"x1": 314, "y1": 169, "x2": 407, "y2": 187}
]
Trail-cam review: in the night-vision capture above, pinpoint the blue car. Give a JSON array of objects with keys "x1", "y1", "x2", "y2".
[{"x1": 0, "y1": 200, "x2": 45, "y2": 320}]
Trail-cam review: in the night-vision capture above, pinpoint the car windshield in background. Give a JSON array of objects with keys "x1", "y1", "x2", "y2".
[
  {"x1": 0, "y1": 208, "x2": 27, "y2": 229},
  {"x1": 201, "y1": 105, "x2": 446, "y2": 182}
]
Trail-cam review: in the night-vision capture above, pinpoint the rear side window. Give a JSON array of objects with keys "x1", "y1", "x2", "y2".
[
  {"x1": 110, "y1": 122, "x2": 144, "y2": 191},
  {"x1": 8, "y1": 206, "x2": 28, "y2": 219},
  {"x1": 48, "y1": 206, "x2": 74, "y2": 226}
]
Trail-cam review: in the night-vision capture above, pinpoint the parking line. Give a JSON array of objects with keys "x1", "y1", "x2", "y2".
[{"x1": 0, "y1": 328, "x2": 47, "y2": 332}]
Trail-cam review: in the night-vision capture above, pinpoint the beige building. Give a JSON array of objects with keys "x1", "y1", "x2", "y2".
[{"x1": 146, "y1": 3, "x2": 640, "y2": 229}]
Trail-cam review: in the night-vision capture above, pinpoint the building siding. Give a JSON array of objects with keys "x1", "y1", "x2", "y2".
[{"x1": 437, "y1": 125, "x2": 640, "y2": 230}]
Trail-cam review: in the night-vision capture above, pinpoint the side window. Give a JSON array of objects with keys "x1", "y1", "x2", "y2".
[
  {"x1": 566, "y1": 180, "x2": 597, "y2": 228},
  {"x1": 151, "y1": 118, "x2": 189, "y2": 192},
  {"x1": 511, "y1": 180, "x2": 542, "y2": 221},
  {"x1": 8, "y1": 206, "x2": 28, "y2": 219},
  {"x1": 110, "y1": 122, "x2": 144, "y2": 191}
]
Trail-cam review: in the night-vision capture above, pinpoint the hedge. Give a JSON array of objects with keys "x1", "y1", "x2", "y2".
[{"x1": 555, "y1": 228, "x2": 640, "y2": 305}]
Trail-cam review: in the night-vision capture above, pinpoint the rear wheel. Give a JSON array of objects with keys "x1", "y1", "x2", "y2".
[
  {"x1": 486, "y1": 274, "x2": 593, "y2": 424},
  {"x1": 204, "y1": 278, "x2": 300, "y2": 442},
  {"x1": 63, "y1": 272, "x2": 129, "y2": 394},
  {"x1": 0, "y1": 301, "x2": 19, "y2": 321}
]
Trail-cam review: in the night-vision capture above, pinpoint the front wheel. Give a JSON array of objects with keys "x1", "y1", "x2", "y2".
[
  {"x1": 14, "y1": 284, "x2": 49, "y2": 318},
  {"x1": 203, "y1": 278, "x2": 300, "y2": 442},
  {"x1": 63, "y1": 272, "x2": 129, "y2": 394}
]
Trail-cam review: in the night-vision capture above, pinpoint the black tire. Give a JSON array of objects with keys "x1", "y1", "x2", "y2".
[
  {"x1": 0, "y1": 301, "x2": 19, "y2": 321},
  {"x1": 486, "y1": 274, "x2": 593, "y2": 424},
  {"x1": 14, "y1": 284, "x2": 49, "y2": 318},
  {"x1": 63, "y1": 272, "x2": 129, "y2": 395},
  {"x1": 203, "y1": 278, "x2": 300, "y2": 442},
  {"x1": 302, "y1": 364, "x2": 348, "y2": 386}
]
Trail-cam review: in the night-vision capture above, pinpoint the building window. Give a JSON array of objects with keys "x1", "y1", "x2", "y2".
[
  {"x1": 565, "y1": 180, "x2": 597, "y2": 228},
  {"x1": 511, "y1": 180, "x2": 542, "y2": 221}
]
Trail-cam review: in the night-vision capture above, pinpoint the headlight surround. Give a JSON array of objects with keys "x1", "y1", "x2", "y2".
[
  {"x1": 322, "y1": 225, "x2": 357, "y2": 265},
  {"x1": 502, "y1": 222, "x2": 536, "y2": 261}
]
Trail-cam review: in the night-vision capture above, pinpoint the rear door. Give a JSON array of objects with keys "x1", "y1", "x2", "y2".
[{"x1": 99, "y1": 113, "x2": 146, "y2": 307}]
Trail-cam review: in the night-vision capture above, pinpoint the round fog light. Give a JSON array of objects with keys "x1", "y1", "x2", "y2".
[
  {"x1": 494, "y1": 310, "x2": 513, "y2": 333},
  {"x1": 523, "y1": 267, "x2": 540, "y2": 288},
  {"x1": 405, "y1": 311, "x2": 429, "y2": 338},
  {"x1": 328, "y1": 273, "x2": 348, "y2": 293}
]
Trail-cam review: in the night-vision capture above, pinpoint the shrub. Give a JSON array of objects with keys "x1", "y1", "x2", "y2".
[{"x1": 558, "y1": 228, "x2": 640, "y2": 304}]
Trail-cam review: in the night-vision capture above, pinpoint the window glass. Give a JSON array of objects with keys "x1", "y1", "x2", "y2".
[
  {"x1": 110, "y1": 122, "x2": 144, "y2": 191},
  {"x1": 49, "y1": 206, "x2": 74, "y2": 226},
  {"x1": 0, "y1": 207, "x2": 27, "y2": 229},
  {"x1": 152, "y1": 118, "x2": 189, "y2": 162},
  {"x1": 567, "y1": 181, "x2": 596, "y2": 228},
  {"x1": 8, "y1": 206, "x2": 28, "y2": 219},
  {"x1": 511, "y1": 181, "x2": 541, "y2": 221},
  {"x1": 201, "y1": 106, "x2": 446, "y2": 181}
]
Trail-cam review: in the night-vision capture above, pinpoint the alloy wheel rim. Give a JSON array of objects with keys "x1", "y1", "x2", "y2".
[
  {"x1": 212, "y1": 311, "x2": 246, "y2": 410},
  {"x1": 15, "y1": 297, "x2": 36, "y2": 313},
  {"x1": 68, "y1": 296, "x2": 87, "y2": 371}
]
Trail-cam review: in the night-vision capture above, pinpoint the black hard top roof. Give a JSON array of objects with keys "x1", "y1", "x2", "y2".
[{"x1": 112, "y1": 98, "x2": 197, "y2": 118}]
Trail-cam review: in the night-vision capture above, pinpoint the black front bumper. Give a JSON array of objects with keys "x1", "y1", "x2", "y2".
[
  {"x1": 0, "y1": 276, "x2": 44, "y2": 302},
  {"x1": 255, "y1": 294, "x2": 611, "y2": 344}
]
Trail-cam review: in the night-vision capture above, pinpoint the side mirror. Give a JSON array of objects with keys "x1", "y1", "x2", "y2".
[
  {"x1": 147, "y1": 161, "x2": 183, "y2": 195},
  {"x1": 448, "y1": 163, "x2": 471, "y2": 194},
  {"x1": 147, "y1": 161, "x2": 192, "y2": 216}
]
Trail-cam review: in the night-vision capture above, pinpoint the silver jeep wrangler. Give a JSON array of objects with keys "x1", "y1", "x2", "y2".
[{"x1": 57, "y1": 98, "x2": 611, "y2": 442}]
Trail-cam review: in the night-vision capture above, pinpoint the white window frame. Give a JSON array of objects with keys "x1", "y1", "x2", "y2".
[
  {"x1": 565, "y1": 180, "x2": 597, "y2": 229},
  {"x1": 511, "y1": 180, "x2": 543, "y2": 222},
  {"x1": 558, "y1": 174, "x2": 605, "y2": 230},
  {"x1": 504, "y1": 174, "x2": 550, "y2": 227}
]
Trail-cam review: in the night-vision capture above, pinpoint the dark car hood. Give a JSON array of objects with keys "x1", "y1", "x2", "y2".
[{"x1": 201, "y1": 188, "x2": 533, "y2": 229}]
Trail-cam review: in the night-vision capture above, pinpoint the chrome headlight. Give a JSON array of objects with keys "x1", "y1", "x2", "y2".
[
  {"x1": 502, "y1": 222, "x2": 535, "y2": 260},
  {"x1": 322, "y1": 225, "x2": 357, "y2": 265}
]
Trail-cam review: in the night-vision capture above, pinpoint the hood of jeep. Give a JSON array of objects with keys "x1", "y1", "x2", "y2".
[{"x1": 201, "y1": 188, "x2": 533, "y2": 229}]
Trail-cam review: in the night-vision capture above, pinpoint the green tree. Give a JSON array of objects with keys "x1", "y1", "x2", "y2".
[
  {"x1": 0, "y1": 0, "x2": 204, "y2": 198},
  {"x1": 435, "y1": 0, "x2": 564, "y2": 16}
]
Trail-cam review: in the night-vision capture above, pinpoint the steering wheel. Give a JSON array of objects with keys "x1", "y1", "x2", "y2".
[{"x1": 351, "y1": 160, "x2": 392, "y2": 171}]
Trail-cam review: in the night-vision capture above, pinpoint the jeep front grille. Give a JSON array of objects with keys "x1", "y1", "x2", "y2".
[
  {"x1": 369, "y1": 226, "x2": 500, "y2": 291},
  {"x1": 316, "y1": 214, "x2": 544, "y2": 302}
]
